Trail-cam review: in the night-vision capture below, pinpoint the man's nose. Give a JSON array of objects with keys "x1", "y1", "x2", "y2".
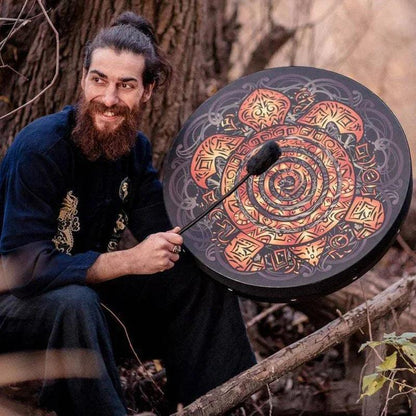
[{"x1": 102, "y1": 85, "x2": 119, "y2": 107}]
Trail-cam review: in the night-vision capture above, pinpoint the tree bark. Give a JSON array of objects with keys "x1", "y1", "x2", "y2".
[
  {"x1": 361, "y1": 317, "x2": 391, "y2": 416},
  {"x1": 173, "y1": 275, "x2": 416, "y2": 416},
  {"x1": 0, "y1": 0, "x2": 237, "y2": 170},
  {"x1": 243, "y1": 23, "x2": 295, "y2": 76}
]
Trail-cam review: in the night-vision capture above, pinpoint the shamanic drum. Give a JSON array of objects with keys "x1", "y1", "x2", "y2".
[{"x1": 163, "y1": 67, "x2": 412, "y2": 302}]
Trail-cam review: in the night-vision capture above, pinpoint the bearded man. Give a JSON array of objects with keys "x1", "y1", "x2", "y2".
[{"x1": 0, "y1": 12, "x2": 255, "y2": 416}]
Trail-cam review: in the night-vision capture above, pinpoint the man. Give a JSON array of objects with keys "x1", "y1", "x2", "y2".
[{"x1": 0, "y1": 12, "x2": 255, "y2": 416}]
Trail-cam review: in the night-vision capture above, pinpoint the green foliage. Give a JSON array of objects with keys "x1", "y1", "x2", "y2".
[
  {"x1": 376, "y1": 351, "x2": 397, "y2": 371},
  {"x1": 361, "y1": 373, "x2": 387, "y2": 397},
  {"x1": 359, "y1": 332, "x2": 416, "y2": 409}
]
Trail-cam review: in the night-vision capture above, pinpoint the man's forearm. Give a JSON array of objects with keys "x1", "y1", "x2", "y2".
[
  {"x1": 86, "y1": 250, "x2": 133, "y2": 283},
  {"x1": 86, "y1": 227, "x2": 183, "y2": 283}
]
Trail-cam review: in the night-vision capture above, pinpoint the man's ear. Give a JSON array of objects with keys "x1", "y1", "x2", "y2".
[
  {"x1": 81, "y1": 68, "x2": 87, "y2": 91},
  {"x1": 142, "y1": 82, "x2": 155, "y2": 103}
]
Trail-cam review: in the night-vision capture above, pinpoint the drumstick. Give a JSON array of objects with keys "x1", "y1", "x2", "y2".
[{"x1": 179, "y1": 141, "x2": 282, "y2": 235}]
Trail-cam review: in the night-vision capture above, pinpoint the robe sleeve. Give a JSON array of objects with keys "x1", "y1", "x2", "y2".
[{"x1": 0, "y1": 147, "x2": 100, "y2": 298}]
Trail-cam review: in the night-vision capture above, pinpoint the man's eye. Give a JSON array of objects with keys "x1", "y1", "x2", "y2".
[
  {"x1": 92, "y1": 77, "x2": 104, "y2": 84},
  {"x1": 121, "y1": 83, "x2": 132, "y2": 89}
]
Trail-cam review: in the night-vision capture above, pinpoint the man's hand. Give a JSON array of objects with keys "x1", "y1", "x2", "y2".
[
  {"x1": 86, "y1": 227, "x2": 183, "y2": 283},
  {"x1": 126, "y1": 226, "x2": 183, "y2": 274}
]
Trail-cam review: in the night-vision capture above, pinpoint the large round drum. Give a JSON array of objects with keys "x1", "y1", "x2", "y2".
[{"x1": 163, "y1": 67, "x2": 412, "y2": 302}]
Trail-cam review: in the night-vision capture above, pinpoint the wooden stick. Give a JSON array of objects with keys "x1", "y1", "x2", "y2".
[
  {"x1": 173, "y1": 275, "x2": 416, "y2": 416},
  {"x1": 179, "y1": 172, "x2": 250, "y2": 235}
]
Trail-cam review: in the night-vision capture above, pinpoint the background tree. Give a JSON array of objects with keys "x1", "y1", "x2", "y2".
[{"x1": 0, "y1": 0, "x2": 239, "y2": 169}]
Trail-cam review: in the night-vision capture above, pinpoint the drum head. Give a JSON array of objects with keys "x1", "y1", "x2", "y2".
[{"x1": 163, "y1": 67, "x2": 412, "y2": 302}]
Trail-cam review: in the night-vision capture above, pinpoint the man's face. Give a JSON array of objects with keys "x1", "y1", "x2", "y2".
[{"x1": 81, "y1": 48, "x2": 153, "y2": 132}]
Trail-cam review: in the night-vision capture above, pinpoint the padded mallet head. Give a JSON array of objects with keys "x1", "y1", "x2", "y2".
[{"x1": 246, "y1": 141, "x2": 282, "y2": 176}]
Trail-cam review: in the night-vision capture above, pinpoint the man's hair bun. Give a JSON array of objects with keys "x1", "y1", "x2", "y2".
[
  {"x1": 84, "y1": 11, "x2": 172, "y2": 89},
  {"x1": 112, "y1": 12, "x2": 156, "y2": 44}
]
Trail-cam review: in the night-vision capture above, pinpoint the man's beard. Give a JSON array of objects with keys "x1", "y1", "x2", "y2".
[{"x1": 72, "y1": 96, "x2": 144, "y2": 161}]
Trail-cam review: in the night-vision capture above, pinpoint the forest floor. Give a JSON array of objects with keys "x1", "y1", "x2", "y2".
[
  {"x1": 117, "y1": 244, "x2": 416, "y2": 416},
  {"x1": 0, "y1": 245, "x2": 415, "y2": 416}
]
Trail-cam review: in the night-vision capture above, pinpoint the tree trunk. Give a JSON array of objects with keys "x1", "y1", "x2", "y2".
[
  {"x1": 361, "y1": 317, "x2": 392, "y2": 416},
  {"x1": 0, "y1": 0, "x2": 238, "y2": 170}
]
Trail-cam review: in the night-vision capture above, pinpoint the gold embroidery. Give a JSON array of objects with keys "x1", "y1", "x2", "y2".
[
  {"x1": 119, "y1": 177, "x2": 130, "y2": 201},
  {"x1": 107, "y1": 177, "x2": 131, "y2": 252},
  {"x1": 107, "y1": 211, "x2": 128, "y2": 252},
  {"x1": 52, "y1": 191, "x2": 80, "y2": 254}
]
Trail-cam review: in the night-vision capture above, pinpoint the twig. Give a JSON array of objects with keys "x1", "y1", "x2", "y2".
[
  {"x1": 385, "y1": 387, "x2": 416, "y2": 405},
  {"x1": 0, "y1": 10, "x2": 46, "y2": 49},
  {"x1": 358, "y1": 356, "x2": 370, "y2": 401},
  {"x1": 360, "y1": 280, "x2": 373, "y2": 342},
  {"x1": 381, "y1": 370, "x2": 395, "y2": 416},
  {"x1": 397, "y1": 234, "x2": 416, "y2": 265},
  {"x1": 248, "y1": 399, "x2": 264, "y2": 416},
  {"x1": 0, "y1": 0, "x2": 60, "y2": 121},
  {"x1": 359, "y1": 279, "x2": 385, "y2": 376},
  {"x1": 99, "y1": 302, "x2": 165, "y2": 397},
  {"x1": 0, "y1": 0, "x2": 30, "y2": 52},
  {"x1": 246, "y1": 303, "x2": 286, "y2": 329},
  {"x1": 389, "y1": 306, "x2": 401, "y2": 331},
  {"x1": 0, "y1": 18, "x2": 32, "y2": 23},
  {"x1": 379, "y1": 371, "x2": 416, "y2": 416},
  {"x1": 266, "y1": 384, "x2": 272, "y2": 416},
  {"x1": 0, "y1": 64, "x2": 29, "y2": 80},
  {"x1": 393, "y1": 343, "x2": 416, "y2": 373}
]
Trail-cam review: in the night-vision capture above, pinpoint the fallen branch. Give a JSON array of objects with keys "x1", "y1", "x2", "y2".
[{"x1": 174, "y1": 275, "x2": 416, "y2": 416}]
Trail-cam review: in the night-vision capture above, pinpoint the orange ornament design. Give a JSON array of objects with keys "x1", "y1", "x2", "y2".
[{"x1": 189, "y1": 87, "x2": 385, "y2": 274}]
